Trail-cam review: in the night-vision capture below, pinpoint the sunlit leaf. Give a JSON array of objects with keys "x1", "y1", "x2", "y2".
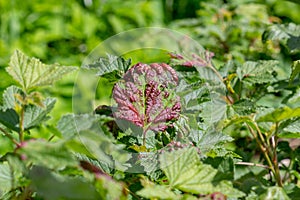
[
  {"x1": 84, "y1": 54, "x2": 131, "y2": 82},
  {"x1": 6, "y1": 50, "x2": 77, "y2": 91},
  {"x1": 137, "y1": 184, "x2": 178, "y2": 200},
  {"x1": 259, "y1": 186, "x2": 290, "y2": 200},
  {"x1": 257, "y1": 107, "x2": 300, "y2": 123},
  {"x1": 159, "y1": 148, "x2": 244, "y2": 197},
  {"x1": 160, "y1": 147, "x2": 217, "y2": 194}
]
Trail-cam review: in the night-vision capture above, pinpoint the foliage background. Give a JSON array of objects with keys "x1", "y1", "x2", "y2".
[
  {"x1": 1, "y1": 0, "x2": 300, "y2": 199},
  {"x1": 1, "y1": 0, "x2": 299, "y2": 124}
]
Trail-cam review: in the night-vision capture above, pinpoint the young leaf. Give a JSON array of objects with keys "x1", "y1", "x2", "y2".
[
  {"x1": 84, "y1": 54, "x2": 131, "y2": 82},
  {"x1": 6, "y1": 50, "x2": 77, "y2": 91},
  {"x1": 257, "y1": 107, "x2": 300, "y2": 123}
]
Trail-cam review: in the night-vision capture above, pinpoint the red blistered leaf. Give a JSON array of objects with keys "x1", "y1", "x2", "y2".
[{"x1": 112, "y1": 63, "x2": 181, "y2": 134}]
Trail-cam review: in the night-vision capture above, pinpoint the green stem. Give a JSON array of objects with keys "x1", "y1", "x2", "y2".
[
  {"x1": 124, "y1": 187, "x2": 142, "y2": 200},
  {"x1": 208, "y1": 62, "x2": 224, "y2": 84},
  {"x1": 272, "y1": 122, "x2": 283, "y2": 187},
  {"x1": 0, "y1": 127, "x2": 20, "y2": 146},
  {"x1": 19, "y1": 106, "x2": 25, "y2": 143},
  {"x1": 236, "y1": 161, "x2": 270, "y2": 169},
  {"x1": 207, "y1": 62, "x2": 236, "y2": 104},
  {"x1": 247, "y1": 124, "x2": 276, "y2": 179}
]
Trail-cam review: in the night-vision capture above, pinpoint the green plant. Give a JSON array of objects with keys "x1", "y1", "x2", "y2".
[{"x1": 1, "y1": 1, "x2": 300, "y2": 199}]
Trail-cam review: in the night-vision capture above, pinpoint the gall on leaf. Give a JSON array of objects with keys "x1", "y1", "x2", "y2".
[{"x1": 112, "y1": 63, "x2": 181, "y2": 144}]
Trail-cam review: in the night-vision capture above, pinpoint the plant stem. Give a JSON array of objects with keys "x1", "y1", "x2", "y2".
[
  {"x1": 236, "y1": 161, "x2": 270, "y2": 169},
  {"x1": 19, "y1": 106, "x2": 25, "y2": 143},
  {"x1": 247, "y1": 124, "x2": 276, "y2": 179},
  {"x1": 0, "y1": 127, "x2": 20, "y2": 146},
  {"x1": 208, "y1": 62, "x2": 224, "y2": 84},
  {"x1": 124, "y1": 187, "x2": 142, "y2": 200},
  {"x1": 272, "y1": 122, "x2": 283, "y2": 187}
]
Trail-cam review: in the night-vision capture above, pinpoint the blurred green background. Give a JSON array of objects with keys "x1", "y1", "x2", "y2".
[{"x1": 1, "y1": 0, "x2": 300, "y2": 123}]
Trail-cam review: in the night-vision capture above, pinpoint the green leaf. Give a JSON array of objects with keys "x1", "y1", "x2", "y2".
[
  {"x1": 221, "y1": 115, "x2": 256, "y2": 130},
  {"x1": 17, "y1": 140, "x2": 78, "y2": 170},
  {"x1": 84, "y1": 54, "x2": 131, "y2": 82},
  {"x1": 29, "y1": 166, "x2": 100, "y2": 200},
  {"x1": 231, "y1": 99, "x2": 255, "y2": 116},
  {"x1": 159, "y1": 148, "x2": 244, "y2": 197},
  {"x1": 263, "y1": 25, "x2": 291, "y2": 42},
  {"x1": 58, "y1": 114, "x2": 130, "y2": 171},
  {"x1": 0, "y1": 109, "x2": 19, "y2": 132},
  {"x1": 189, "y1": 128, "x2": 233, "y2": 154},
  {"x1": 75, "y1": 153, "x2": 111, "y2": 174},
  {"x1": 95, "y1": 173, "x2": 127, "y2": 200},
  {"x1": 6, "y1": 50, "x2": 77, "y2": 91},
  {"x1": 0, "y1": 155, "x2": 29, "y2": 198},
  {"x1": 177, "y1": 80, "x2": 210, "y2": 112},
  {"x1": 263, "y1": 23, "x2": 300, "y2": 53},
  {"x1": 2, "y1": 86, "x2": 24, "y2": 110},
  {"x1": 237, "y1": 60, "x2": 277, "y2": 84},
  {"x1": 138, "y1": 152, "x2": 162, "y2": 179},
  {"x1": 259, "y1": 186, "x2": 290, "y2": 200},
  {"x1": 201, "y1": 92, "x2": 228, "y2": 125},
  {"x1": 137, "y1": 184, "x2": 178, "y2": 200},
  {"x1": 160, "y1": 147, "x2": 217, "y2": 194},
  {"x1": 0, "y1": 86, "x2": 56, "y2": 131},
  {"x1": 279, "y1": 120, "x2": 300, "y2": 138},
  {"x1": 0, "y1": 163, "x2": 12, "y2": 195},
  {"x1": 257, "y1": 107, "x2": 300, "y2": 123},
  {"x1": 290, "y1": 60, "x2": 300, "y2": 83},
  {"x1": 284, "y1": 121, "x2": 300, "y2": 133},
  {"x1": 204, "y1": 157, "x2": 234, "y2": 181},
  {"x1": 23, "y1": 97, "x2": 56, "y2": 130},
  {"x1": 215, "y1": 180, "x2": 245, "y2": 198}
]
